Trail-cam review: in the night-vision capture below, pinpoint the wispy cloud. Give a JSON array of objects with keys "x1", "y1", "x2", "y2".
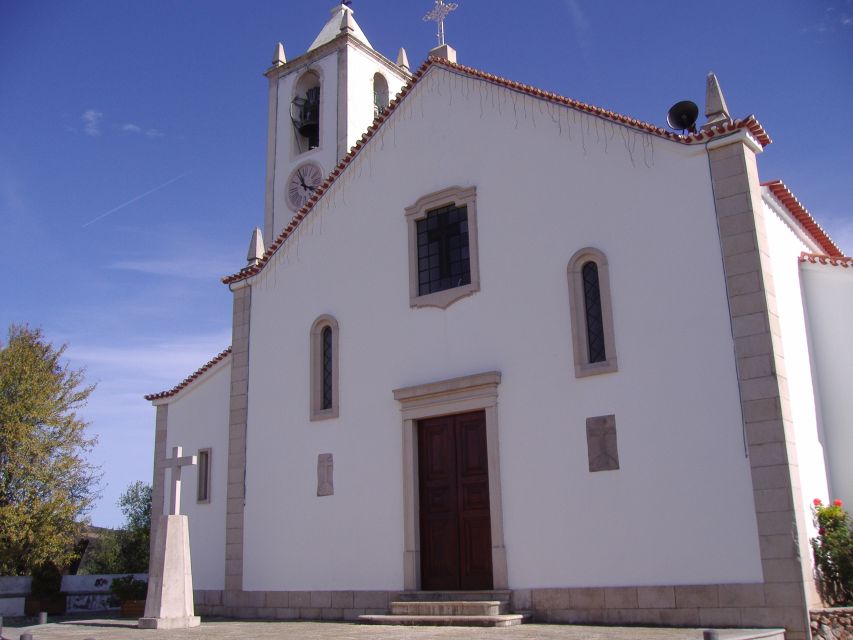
[
  {"x1": 803, "y1": 1, "x2": 853, "y2": 33},
  {"x1": 82, "y1": 109, "x2": 103, "y2": 136},
  {"x1": 110, "y1": 256, "x2": 235, "y2": 280},
  {"x1": 122, "y1": 123, "x2": 165, "y2": 138},
  {"x1": 68, "y1": 330, "x2": 232, "y2": 385},
  {"x1": 82, "y1": 173, "x2": 189, "y2": 227},
  {"x1": 77, "y1": 115, "x2": 166, "y2": 139},
  {"x1": 563, "y1": 0, "x2": 591, "y2": 60}
]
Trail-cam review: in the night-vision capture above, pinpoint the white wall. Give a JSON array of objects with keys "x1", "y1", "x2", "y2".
[
  {"x1": 0, "y1": 576, "x2": 30, "y2": 616},
  {"x1": 800, "y1": 260, "x2": 853, "y2": 506},
  {"x1": 163, "y1": 358, "x2": 230, "y2": 590},
  {"x1": 241, "y1": 65, "x2": 763, "y2": 591},
  {"x1": 762, "y1": 200, "x2": 830, "y2": 534}
]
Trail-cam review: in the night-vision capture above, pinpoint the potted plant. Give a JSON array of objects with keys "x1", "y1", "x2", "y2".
[
  {"x1": 110, "y1": 575, "x2": 148, "y2": 617},
  {"x1": 25, "y1": 562, "x2": 66, "y2": 616}
]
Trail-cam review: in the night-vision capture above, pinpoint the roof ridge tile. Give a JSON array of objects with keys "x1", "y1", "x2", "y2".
[
  {"x1": 764, "y1": 180, "x2": 842, "y2": 257},
  {"x1": 799, "y1": 251, "x2": 853, "y2": 268},
  {"x1": 144, "y1": 346, "x2": 233, "y2": 401}
]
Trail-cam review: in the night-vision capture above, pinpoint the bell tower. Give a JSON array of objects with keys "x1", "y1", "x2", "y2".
[{"x1": 262, "y1": 4, "x2": 412, "y2": 245}]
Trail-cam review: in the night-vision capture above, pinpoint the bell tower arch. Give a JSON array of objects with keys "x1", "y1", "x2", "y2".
[
  {"x1": 291, "y1": 70, "x2": 322, "y2": 154},
  {"x1": 261, "y1": 4, "x2": 412, "y2": 245}
]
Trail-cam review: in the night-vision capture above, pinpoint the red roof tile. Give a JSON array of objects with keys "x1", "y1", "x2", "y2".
[
  {"x1": 799, "y1": 252, "x2": 853, "y2": 268},
  {"x1": 144, "y1": 346, "x2": 232, "y2": 401},
  {"x1": 223, "y1": 57, "x2": 772, "y2": 286},
  {"x1": 763, "y1": 180, "x2": 843, "y2": 257}
]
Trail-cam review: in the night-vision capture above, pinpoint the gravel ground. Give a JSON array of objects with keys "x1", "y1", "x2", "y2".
[{"x1": 0, "y1": 613, "x2": 780, "y2": 640}]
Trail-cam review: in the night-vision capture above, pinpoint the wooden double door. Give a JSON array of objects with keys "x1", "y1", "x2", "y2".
[{"x1": 418, "y1": 410, "x2": 493, "y2": 590}]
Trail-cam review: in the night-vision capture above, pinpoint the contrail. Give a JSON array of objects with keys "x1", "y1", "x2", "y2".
[{"x1": 82, "y1": 172, "x2": 189, "y2": 227}]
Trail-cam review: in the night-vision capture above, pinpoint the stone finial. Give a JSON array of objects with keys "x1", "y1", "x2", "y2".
[
  {"x1": 703, "y1": 72, "x2": 731, "y2": 127},
  {"x1": 397, "y1": 47, "x2": 410, "y2": 72},
  {"x1": 247, "y1": 227, "x2": 265, "y2": 266},
  {"x1": 340, "y1": 8, "x2": 356, "y2": 34},
  {"x1": 428, "y1": 43, "x2": 456, "y2": 63},
  {"x1": 272, "y1": 42, "x2": 286, "y2": 67}
]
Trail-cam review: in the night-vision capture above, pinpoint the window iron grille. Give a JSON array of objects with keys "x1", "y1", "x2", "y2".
[
  {"x1": 321, "y1": 325, "x2": 333, "y2": 410},
  {"x1": 416, "y1": 204, "x2": 470, "y2": 296},
  {"x1": 582, "y1": 261, "x2": 606, "y2": 363}
]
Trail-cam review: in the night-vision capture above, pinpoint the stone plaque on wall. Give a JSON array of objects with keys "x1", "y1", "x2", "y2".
[
  {"x1": 586, "y1": 414, "x2": 619, "y2": 472},
  {"x1": 317, "y1": 453, "x2": 333, "y2": 496}
]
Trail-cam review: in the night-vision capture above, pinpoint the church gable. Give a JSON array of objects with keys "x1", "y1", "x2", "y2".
[{"x1": 229, "y1": 57, "x2": 769, "y2": 290}]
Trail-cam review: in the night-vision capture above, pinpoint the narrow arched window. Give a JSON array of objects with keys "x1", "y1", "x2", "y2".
[
  {"x1": 321, "y1": 325, "x2": 333, "y2": 410},
  {"x1": 568, "y1": 248, "x2": 617, "y2": 377},
  {"x1": 373, "y1": 73, "x2": 389, "y2": 116},
  {"x1": 581, "y1": 261, "x2": 606, "y2": 363},
  {"x1": 310, "y1": 315, "x2": 339, "y2": 420}
]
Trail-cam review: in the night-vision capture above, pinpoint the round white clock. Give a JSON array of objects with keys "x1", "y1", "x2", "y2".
[{"x1": 286, "y1": 162, "x2": 324, "y2": 211}]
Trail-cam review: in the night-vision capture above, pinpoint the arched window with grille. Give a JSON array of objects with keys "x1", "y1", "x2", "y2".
[
  {"x1": 567, "y1": 248, "x2": 618, "y2": 377},
  {"x1": 310, "y1": 315, "x2": 339, "y2": 420}
]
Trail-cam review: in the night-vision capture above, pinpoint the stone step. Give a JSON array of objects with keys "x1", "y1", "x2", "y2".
[
  {"x1": 707, "y1": 630, "x2": 786, "y2": 640},
  {"x1": 390, "y1": 600, "x2": 507, "y2": 616},
  {"x1": 395, "y1": 590, "x2": 512, "y2": 603},
  {"x1": 358, "y1": 613, "x2": 528, "y2": 627}
]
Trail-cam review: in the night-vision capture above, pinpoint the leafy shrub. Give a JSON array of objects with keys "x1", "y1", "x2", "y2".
[
  {"x1": 30, "y1": 562, "x2": 63, "y2": 596},
  {"x1": 109, "y1": 575, "x2": 148, "y2": 602},
  {"x1": 812, "y1": 498, "x2": 853, "y2": 606}
]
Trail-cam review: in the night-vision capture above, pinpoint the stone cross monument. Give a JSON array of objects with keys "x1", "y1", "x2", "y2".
[{"x1": 139, "y1": 446, "x2": 201, "y2": 629}]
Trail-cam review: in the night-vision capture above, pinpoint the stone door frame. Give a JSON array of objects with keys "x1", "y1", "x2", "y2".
[{"x1": 393, "y1": 371, "x2": 507, "y2": 591}]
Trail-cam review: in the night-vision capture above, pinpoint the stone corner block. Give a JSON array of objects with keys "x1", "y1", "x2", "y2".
[
  {"x1": 674, "y1": 585, "x2": 719, "y2": 608},
  {"x1": 604, "y1": 587, "x2": 638, "y2": 609},
  {"x1": 637, "y1": 586, "x2": 676, "y2": 609}
]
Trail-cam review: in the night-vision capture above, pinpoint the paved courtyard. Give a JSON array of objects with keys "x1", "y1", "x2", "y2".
[{"x1": 0, "y1": 615, "x2": 775, "y2": 640}]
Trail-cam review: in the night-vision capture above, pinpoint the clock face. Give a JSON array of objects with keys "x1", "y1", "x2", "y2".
[{"x1": 286, "y1": 162, "x2": 324, "y2": 211}]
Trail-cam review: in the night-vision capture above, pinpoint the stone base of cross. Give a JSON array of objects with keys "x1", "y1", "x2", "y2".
[{"x1": 139, "y1": 446, "x2": 201, "y2": 630}]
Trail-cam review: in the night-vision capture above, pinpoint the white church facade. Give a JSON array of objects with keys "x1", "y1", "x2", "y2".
[{"x1": 145, "y1": 5, "x2": 852, "y2": 638}]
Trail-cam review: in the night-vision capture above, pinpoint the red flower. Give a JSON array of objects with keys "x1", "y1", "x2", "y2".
[
  {"x1": 834, "y1": 499, "x2": 843, "y2": 507},
  {"x1": 819, "y1": 528, "x2": 826, "y2": 535},
  {"x1": 814, "y1": 498, "x2": 823, "y2": 506}
]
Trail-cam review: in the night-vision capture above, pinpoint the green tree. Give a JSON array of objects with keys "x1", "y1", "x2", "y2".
[
  {"x1": 116, "y1": 480, "x2": 152, "y2": 572},
  {"x1": 80, "y1": 528, "x2": 122, "y2": 574},
  {"x1": 0, "y1": 324, "x2": 100, "y2": 575},
  {"x1": 80, "y1": 481, "x2": 152, "y2": 574}
]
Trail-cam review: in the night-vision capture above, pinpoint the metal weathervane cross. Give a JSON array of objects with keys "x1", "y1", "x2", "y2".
[
  {"x1": 164, "y1": 446, "x2": 197, "y2": 516},
  {"x1": 423, "y1": 0, "x2": 458, "y2": 47}
]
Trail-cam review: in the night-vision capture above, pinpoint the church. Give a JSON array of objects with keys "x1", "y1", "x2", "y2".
[{"x1": 145, "y1": 4, "x2": 852, "y2": 638}]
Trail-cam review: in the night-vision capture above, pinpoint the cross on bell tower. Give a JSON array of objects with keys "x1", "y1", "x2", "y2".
[{"x1": 423, "y1": 0, "x2": 458, "y2": 47}]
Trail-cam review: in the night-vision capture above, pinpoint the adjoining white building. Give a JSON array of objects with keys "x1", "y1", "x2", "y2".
[{"x1": 145, "y1": 5, "x2": 851, "y2": 638}]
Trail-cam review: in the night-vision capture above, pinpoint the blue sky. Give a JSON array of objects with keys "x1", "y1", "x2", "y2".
[{"x1": 1, "y1": 0, "x2": 851, "y2": 528}]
